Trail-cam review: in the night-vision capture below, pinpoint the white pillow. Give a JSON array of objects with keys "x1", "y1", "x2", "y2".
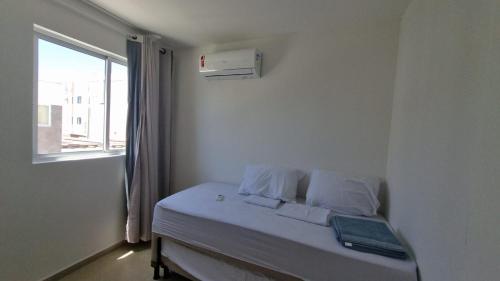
[
  {"x1": 306, "y1": 169, "x2": 380, "y2": 216},
  {"x1": 238, "y1": 165, "x2": 304, "y2": 202}
]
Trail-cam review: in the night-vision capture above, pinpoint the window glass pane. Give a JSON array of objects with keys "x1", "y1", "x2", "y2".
[
  {"x1": 38, "y1": 105, "x2": 51, "y2": 126},
  {"x1": 37, "y1": 38, "x2": 105, "y2": 154},
  {"x1": 109, "y1": 62, "x2": 128, "y2": 150}
]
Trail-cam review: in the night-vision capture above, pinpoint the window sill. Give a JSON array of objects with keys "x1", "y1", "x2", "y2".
[{"x1": 32, "y1": 151, "x2": 125, "y2": 164}]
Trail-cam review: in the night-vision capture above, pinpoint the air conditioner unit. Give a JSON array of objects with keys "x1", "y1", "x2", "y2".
[{"x1": 199, "y1": 48, "x2": 262, "y2": 80}]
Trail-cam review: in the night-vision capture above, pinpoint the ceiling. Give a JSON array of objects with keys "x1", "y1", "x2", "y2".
[{"x1": 88, "y1": 0, "x2": 411, "y2": 47}]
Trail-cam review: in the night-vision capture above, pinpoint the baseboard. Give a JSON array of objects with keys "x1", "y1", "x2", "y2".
[{"x1": 39, "y1": 240, "x2": 126, "y2": 281}]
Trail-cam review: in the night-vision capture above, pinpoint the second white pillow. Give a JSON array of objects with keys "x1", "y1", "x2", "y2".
[
  {"x1": 238, "y1": 164, "x2": 304, "y2": 202},
  {"x1": 306, "y1": 169, "x2": 380, "y2": 216}
]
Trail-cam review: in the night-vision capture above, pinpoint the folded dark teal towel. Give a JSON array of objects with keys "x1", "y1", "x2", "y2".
[{"x1": 332, "y1": 215, "x2": 408, "y2": 259}]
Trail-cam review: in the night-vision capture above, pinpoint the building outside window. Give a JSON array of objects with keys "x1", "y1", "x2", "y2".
[{"x1": 34, "y1": 25, "x2": 128, "y2": 160}]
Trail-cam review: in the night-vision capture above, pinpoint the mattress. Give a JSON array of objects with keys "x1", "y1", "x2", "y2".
[{"x1": 152, "y1": 182, "x2": 417, "y2": 281}]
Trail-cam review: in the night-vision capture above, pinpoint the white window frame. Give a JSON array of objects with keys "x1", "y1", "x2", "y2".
[{"x1": 33, "y1": 24, "x2": 127, "y2": 163}]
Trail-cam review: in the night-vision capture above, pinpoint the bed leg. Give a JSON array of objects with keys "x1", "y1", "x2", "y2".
[
  {"x1": 162, "y1": 264, "x2": 170, "y2": 278},
  {"x1": 152, "y1": 236, "x2": 162, "y2": 280},
  {"x1": 153, "y1": 265, "x2": 160, "y2": 280}
]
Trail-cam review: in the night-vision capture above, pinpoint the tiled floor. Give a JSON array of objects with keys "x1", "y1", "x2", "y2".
[{"x1": 56, "y1": 243, "x2": 189, "y2": 281}]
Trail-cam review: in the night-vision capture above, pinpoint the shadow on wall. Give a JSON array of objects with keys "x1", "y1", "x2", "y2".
[
  {"x1": 297, "y1": 173, "x2": 310, "y2": 198},
  {"x1": 383, "y1": 181, "x2": 418, "y2": 279},
  {"x1": 378, "y1": 181, "x2": 389, "y2": 217},
  {"x1": 394, "y1": 227, "x2": 420, "y2": 280}
]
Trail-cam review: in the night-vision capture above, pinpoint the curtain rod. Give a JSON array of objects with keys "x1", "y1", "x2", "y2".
[
  {"x1": 128, "y1": 34, "x2": 143, "y2": 42},
  {"x1": 129, "y1": 34, "x2": 168, "y2": 55}
]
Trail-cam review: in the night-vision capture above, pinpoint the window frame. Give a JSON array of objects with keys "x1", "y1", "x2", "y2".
[{"x1": 33, "y1": 25, "x2": 128, "y2": 163}]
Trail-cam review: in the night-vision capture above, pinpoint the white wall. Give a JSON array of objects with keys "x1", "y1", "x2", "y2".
[
  {"x1": 386, "y1": 0, "x2": 500, "y2": 280},
  {"x1": 172, "y1": 24, "x2": 402, "y2": 194},
  {"x1": 0, "y1": 1, "x2": 134, "y2": 280}
]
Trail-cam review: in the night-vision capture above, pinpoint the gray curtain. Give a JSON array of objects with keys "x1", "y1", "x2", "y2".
[
  {"x1": 125, "y1": 40, "x2": 141, "y2": 190},
  {"x1": 126, "y1": 35, "x2": 173, "y2": 243}
]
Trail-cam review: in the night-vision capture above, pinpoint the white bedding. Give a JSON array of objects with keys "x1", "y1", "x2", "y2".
[{"x1": 152, "y1": 182, "x2": 417, "y2": 281}]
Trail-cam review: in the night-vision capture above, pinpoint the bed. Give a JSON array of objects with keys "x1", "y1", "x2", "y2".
[{"x1": 151, "y1": 182, "x2": 418, "y2": 281}]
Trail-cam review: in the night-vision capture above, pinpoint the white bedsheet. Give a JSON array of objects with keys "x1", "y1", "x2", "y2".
[{"x1": 152, "y1": 182, "x2": 417, "y2": 281}]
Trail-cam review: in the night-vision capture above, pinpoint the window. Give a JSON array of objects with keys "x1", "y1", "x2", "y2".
[
  {"x1": 109, "y1": 62, "x2": 128, "y2": 150},
  {"x1": 33, "y1": 25, "x2": 128, "y2": 161}
]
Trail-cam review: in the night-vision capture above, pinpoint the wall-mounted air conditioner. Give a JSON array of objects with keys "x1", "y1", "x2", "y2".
[{"x1": 199, "y1": 48, "x2": 262, "y2": 80}]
